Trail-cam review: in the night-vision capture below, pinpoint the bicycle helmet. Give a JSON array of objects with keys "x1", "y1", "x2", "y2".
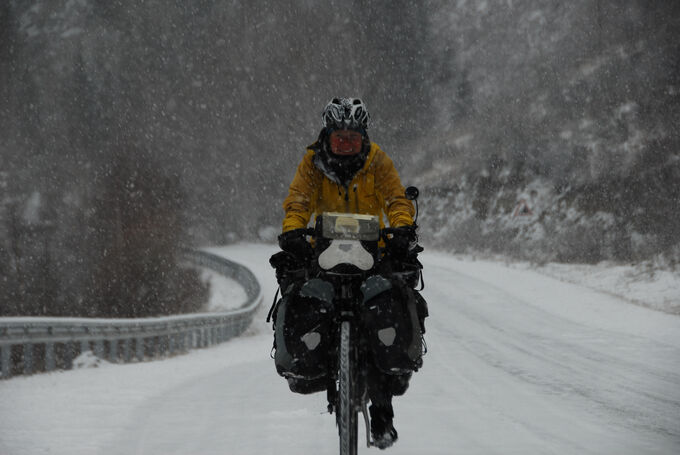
[{"x1": 322, "y1": 98, "x2": 370, "y2": 131}]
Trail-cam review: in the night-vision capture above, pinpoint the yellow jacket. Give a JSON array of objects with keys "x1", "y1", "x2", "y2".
[{"x1": 282, "y1": 142, "x2": 415, "y2": 232}]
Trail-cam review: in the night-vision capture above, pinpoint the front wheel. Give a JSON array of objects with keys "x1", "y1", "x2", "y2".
[{"x1": 339, "y1": 320, "x2": 358, "y2": 455}]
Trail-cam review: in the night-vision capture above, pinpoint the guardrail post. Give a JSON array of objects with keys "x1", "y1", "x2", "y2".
[
  {"x1": 123, "y1": 339, "x2": 132, "y2": 362},
  {"x1": 1, "y1": 345, "x2": 10, "y2": 378},
  {"x1": 109, "y1": 339, "x2": 119, "y2": 363},
  {"x1": 45, "y1": 342, "x2": 56, "y2": 371},
  {"x1": 153, "y1": 336, "x2": 160, "y2": 358},
  {"x1": 94, "y1": 339, "x2": 105, "y2": 359},
  {"x1": 81, "y1": 340, "x2": 90, "y2": 355},
  {"x1": 162, "y1": 336, "x2": 168, "y2": 356},
  {"x1": 64, "y1": 341, "x2": 75, "y2": 369},
  {"x1": 23, "y1": 343, "x2": 33, "y2": 375},
  {"x1": 136, "y1": 337, "x2": 144, "y2": 361}
]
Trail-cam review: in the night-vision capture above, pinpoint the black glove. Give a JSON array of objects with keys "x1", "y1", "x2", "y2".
[
  {"x1": 269, "y1": 250, "x2": 301, "y2": 271},
  {"x1": 278, "y1": 228, "x2": 313, "y2": 263},
  {"x1": 386, "y1": 225, "x2": 417, "y2": 259},
  {"x1": 269, "y1": 250, "x2": 306, "y2": 290}
]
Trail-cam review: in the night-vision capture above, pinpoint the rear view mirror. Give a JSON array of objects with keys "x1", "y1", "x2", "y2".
[{"x1": 405, "y1": 186, "x2": 419, "y2": 201}]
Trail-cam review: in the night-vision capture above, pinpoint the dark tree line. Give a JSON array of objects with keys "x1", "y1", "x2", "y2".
[{"x1": 88, "y1": 149, "x2": 207, "y2": 317}]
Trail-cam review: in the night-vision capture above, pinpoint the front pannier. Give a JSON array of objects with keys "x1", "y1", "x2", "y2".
[
  {"x1": 273, "y1": 279, "x2": 334, "y2": 392},
  {"x1": 361, "y1": 276, "x2": 423, "y2": 374}
]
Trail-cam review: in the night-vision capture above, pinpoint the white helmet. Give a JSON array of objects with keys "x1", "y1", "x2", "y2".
[{"x1": 322, "y1": 98, "x2": 370, "y2": 131}]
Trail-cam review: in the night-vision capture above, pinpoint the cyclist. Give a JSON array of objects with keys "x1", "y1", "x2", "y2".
[{"x1": 271, "y1": 98, "x2": 425, "y2": 449}]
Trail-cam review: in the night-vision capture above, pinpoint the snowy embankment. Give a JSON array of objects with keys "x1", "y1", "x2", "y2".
[
  {"x1": 519, "y1": 260, "x2": 680, "y2": 314},
  {"x1": 0, "y1": 244, "x2": 679, "y2": 455},
  {"x1": 453, "y1": 253, "x2": 680, "y2": 315}
]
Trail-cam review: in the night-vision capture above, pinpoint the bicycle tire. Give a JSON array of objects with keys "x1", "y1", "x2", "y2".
[{"x1": 339, "y1": 320, "x2": 358, "y2": 455}]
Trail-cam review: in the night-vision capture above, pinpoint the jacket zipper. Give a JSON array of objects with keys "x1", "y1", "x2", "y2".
[{"x1": 343, "y1": 184, "x2": 349, "y2": 211}]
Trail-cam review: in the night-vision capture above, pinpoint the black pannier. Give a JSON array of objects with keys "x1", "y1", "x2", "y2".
[
  {"x1": 361, "y1": 276, "x2": 424, "y2": 374},
  {"x1": 273, "y1": 279, "x2": 335, "y2": 392}
]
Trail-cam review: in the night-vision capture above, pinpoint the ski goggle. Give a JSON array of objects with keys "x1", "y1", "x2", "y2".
[{"x1": 329, "y1": 130, "x2": 363, "y2": 156}]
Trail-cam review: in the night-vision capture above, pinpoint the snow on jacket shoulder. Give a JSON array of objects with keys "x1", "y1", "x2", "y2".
[{"x1": 282, "y1": 142, "x2": 414, "y2": 232}]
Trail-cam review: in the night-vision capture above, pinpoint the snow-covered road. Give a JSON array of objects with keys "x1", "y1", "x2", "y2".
[{"x1": 1, "y1": 244, "x2": 678, "y2": 454}]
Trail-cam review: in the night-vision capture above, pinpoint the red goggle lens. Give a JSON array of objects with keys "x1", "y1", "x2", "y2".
[{"x1": 330, "y1": 133, "x2": 362, "y2": 156}]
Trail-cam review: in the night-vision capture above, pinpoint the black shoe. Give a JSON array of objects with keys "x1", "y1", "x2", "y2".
[{"x1": 370, "y1": 404, "x2": 398, "y2": 449}]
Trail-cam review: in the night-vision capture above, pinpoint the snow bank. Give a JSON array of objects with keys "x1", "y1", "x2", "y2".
[
  {"x1": 521, "y1": 260, "x2": 680, "y2": 315},
  {"x1": 199, "y1": 267, "x2": 248, "y2": 312}
]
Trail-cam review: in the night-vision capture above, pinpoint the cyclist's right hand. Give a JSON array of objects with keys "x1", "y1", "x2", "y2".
[
  {"x1": 385, "y1": 225, "x2": 417, "y2": 259},
  {"x1": 278, "y1": 228, "x2": 313, "y2": 263}
]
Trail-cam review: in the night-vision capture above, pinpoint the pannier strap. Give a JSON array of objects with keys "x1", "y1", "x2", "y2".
[
  {"x1": 417, "y1": 270, "x2": 425, "y2": 291},
  {"x1": 266, "y1": 287, "x2": 280, "y2": 324}
]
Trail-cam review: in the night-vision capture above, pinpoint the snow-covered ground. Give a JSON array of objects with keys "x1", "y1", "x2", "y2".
[
  {"x1": 199, "y1": 267, "x2": 248, "y2": 312},
  {"x1": 1, "y1": 244, "x2": 679, "y2": 454}
]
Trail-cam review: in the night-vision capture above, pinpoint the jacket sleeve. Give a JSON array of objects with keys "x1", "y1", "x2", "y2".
[
  {"x1": 282, "y1": 151, "x2": 321, "y2": 232},
  {"x1": 373, "y1": 147, "x2": 415, "y2": 227}
]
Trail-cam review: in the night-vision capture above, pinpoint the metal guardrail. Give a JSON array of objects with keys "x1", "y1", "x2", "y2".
[{"x1": 0, "y1": 250, "x2": 263, "y2": 379}]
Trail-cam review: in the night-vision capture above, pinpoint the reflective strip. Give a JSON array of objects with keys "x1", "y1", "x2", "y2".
[
  {"x1": 301, "y1": 331, "x2": 322, "y2": 350},
  {"x1": 378, "y1": 327, "x2": 396, "y2": 346}
]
